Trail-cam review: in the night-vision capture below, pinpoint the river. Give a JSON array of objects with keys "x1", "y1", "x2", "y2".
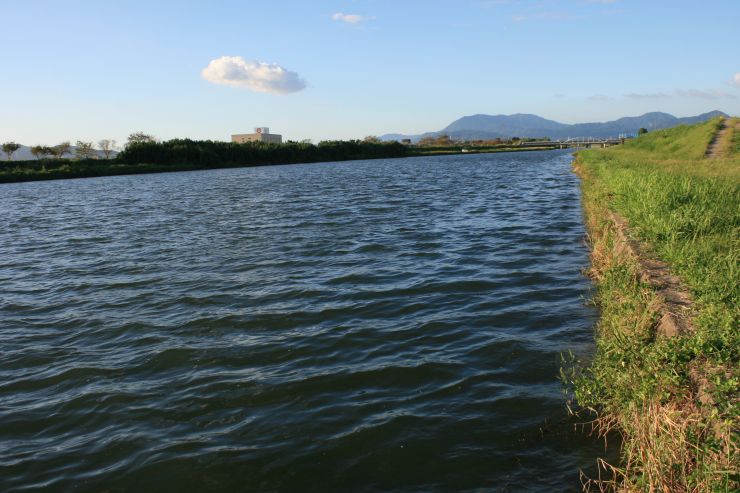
[{"x1": 1, "y1": 150, "x2": 605, "y2": 492}]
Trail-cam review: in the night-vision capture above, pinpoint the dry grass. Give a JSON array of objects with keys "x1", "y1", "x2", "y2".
[
  {"x1": 575, "y1": 196, "x2": 737, "y2": 492},
  {"x1": 585, "y1": 397, "x2": 734, "y2": 493},
  {"x1": 568, "y1": 121, "x2": 739, "y2": 491}
]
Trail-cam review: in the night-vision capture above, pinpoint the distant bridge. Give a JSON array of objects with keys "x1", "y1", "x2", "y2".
[{"x1": 516, "y1": 137, "x2": 627, "y2": 149}]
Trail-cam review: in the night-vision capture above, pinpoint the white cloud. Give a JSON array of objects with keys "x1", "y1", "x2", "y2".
[
  {"x1": 624, "y1": 92, "x2": 671, "y2": 100},
  {"x1": 332, "y1": 13, "x2": 374, "y2": 24},
  {"x1": 675, "y1": 88, "x2": 736, "y2": 100},
  {"x1": 201, "y1": 56, "x2": 306, "y2": 95},
  {"x1": 734, "y1": 73, "x2": 740, "y2": 86},
  {"x1": 588, "y1": 94, "x2": 611, "y2": 101}
]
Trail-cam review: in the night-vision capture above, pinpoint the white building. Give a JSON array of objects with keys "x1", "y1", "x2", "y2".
[{"x1": 232, "y1": 127, "x2": 283, "y2": 144}]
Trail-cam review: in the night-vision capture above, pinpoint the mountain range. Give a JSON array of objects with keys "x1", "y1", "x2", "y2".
[{"x1": 381, "y1": 111, "x2": 729, "y2": 142}]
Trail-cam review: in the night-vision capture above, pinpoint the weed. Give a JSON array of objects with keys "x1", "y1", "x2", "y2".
[{"x1": 568, "y1": 118, "x2": 739, "y2": 492}]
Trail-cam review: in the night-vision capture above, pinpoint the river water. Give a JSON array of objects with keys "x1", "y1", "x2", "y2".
[{"x1": 1, "y1": 151, "x2": 604, "y2": 492}]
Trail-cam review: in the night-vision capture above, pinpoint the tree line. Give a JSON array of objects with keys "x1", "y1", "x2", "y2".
[
  {"x1": 1, "y1": 139, "x2": 118, "y2": 161},
  {"x1": 116, "y1": 136, "x2": 408, "y2": 167},
  {"x1": 1, "y1": 132, "x2": 408, "y2": 169}
]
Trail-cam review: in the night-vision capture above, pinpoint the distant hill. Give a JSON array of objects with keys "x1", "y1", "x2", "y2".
[
  {"x1": 381, "y1": 111, "x2": 729, "y2": 142},
  {"x1": 1, "y1": 145, "x2": 117, "y2": 161}
]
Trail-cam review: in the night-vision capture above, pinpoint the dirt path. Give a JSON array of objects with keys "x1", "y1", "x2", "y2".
[
  {"x1": 607, "y1": 211, "x2": 728, "y2": 439},
  {"x1": 704, "y1": 118, "x2": 730, "y2": 158},
  {"x1": 608, "y1": 212, "x2": 694, "y2": 337}
]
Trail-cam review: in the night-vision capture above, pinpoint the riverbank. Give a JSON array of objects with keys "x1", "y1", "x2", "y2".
[
  {"x1": 0, "y1": 140, "x2": 556, "y2": 184},
  {"x1": 569, "y1": 118, "x2": 738, "y2": 491}
]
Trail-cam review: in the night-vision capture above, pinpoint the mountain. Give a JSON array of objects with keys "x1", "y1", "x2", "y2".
[
  {"x1": 1, "y1": 145, "x2": 117, "y2": 161},
  {"x1": 444, "y1": 113, "x2": 568, "y2": 139},
  {"x1": 381, "y1": 111, "x2": 729, "y2": 142}
]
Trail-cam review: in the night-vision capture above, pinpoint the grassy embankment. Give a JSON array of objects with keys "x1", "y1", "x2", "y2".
[{"x1": 568, "y1": 118, "x2": 739, "y2": 491}]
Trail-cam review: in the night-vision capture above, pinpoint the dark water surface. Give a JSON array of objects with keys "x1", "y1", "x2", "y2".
[{"x1": 1, "y1": 151, "x2": 603, "y2": 492}]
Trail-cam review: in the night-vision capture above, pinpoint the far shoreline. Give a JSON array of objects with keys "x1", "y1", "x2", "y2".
[{"x1": 0, "y1": 145, "x2": 563, "y2": 185}]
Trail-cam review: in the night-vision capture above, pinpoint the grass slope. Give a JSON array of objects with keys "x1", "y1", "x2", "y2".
[{"x1": 568, "y1": 118, "x2": 739, "y2": 492}]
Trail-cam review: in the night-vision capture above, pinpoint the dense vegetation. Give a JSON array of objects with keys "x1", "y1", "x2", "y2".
[
  {"x1": 0, "y1": 139, "x2": 408, "y2": 183},
  {"x1": 116, "y1": 139, "x2": 409, "y2": 166},
  {"x1": 568, "y1": 118, "x2": 738, "y2": 491},
  {"x1": 0, "y1": 135, "x2": 558, "y2": 184}
]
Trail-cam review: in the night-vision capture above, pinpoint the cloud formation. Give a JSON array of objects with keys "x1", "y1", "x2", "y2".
[
  {"x1": 624, "y1": 92, "x2": 671, "y2": 100},
  {"x1": 332, "y1": 13, "x2": 374, "y2": 24},
  {"x1": 734, "y1": 73, "x2": 740, "y2": 86},
  {"x1": 675, "y1": 88, "x2": 736, "y2": 100},
  {"x1": 588, "y1": 94, "x2": 610, "y2": 101},
  {"x1": 201, "y1": 56, "x2": 306, "y2": 95}
]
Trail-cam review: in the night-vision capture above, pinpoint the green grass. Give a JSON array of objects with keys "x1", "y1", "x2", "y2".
[
  {"x1": 619, "y1": 118, "x2": 721, "y2": 160},
  {"x1": 567, "y1": 118, "x2": 739, "y2": 492}
]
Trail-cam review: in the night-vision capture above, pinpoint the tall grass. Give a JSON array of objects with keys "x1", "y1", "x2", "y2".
[
  {"x1": 568, "y1": 118, "x2": 739, "y2": 492},
  {"x1": 732, "y1": 119, "x2": 740, "y2": 156}
]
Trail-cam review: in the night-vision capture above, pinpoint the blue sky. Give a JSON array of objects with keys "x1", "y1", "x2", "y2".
[{"x1": 1, "y1": 0, "x2": 738, "y2": 145}]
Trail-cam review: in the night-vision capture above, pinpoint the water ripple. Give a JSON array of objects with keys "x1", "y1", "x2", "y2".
[{"x1": 0, "y1": 151, "x2": 609, "y2": 492}]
